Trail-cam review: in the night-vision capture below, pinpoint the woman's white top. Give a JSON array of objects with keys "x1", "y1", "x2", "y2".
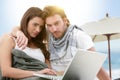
[{"x1": 14, "y1": 41, "x2": 45, "y2": 62}]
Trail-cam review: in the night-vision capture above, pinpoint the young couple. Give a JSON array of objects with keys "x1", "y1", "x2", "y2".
[{"x1": 0, "y1": 6, "x2": 111, "y2": 80}]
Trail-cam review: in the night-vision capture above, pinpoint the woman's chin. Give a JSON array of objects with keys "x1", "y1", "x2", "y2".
[{"x1": 31, "y1": 35, "x2": 37, "y2": 38}]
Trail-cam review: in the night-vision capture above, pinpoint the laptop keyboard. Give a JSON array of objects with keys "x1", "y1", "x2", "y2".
[{"x1": 33, "y1": 73, "x2": 61, "y2": 80}]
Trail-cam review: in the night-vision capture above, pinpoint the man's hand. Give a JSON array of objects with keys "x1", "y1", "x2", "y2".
[
  {"x1": 11, "y1": 30, "x2": 28, "y2": 49},
  {"x1": 16, "y1": 31, "x2": 28, "y2": 49}
]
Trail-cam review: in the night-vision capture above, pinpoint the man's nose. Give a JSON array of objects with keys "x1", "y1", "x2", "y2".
[{"x1": 52, "y1": 26, "x2": 57, "y2": 32}]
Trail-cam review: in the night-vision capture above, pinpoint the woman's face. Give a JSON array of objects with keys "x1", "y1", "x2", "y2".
[{"x1": 27, "y1": 17, "x2": 44, "y2": 38}]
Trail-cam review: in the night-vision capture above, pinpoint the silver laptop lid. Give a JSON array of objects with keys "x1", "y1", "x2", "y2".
[{"x1": 62, "y1": 49, "x2": 107, "y2": 80}]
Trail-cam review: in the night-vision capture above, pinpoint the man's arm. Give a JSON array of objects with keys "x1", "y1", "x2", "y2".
[
  {"x1": 10, "y1": 26, "x2": 20, "y2": 37},
  {"x1": 10, "y1": 26, "x2": 28, "y2": 49},
  {"x1": 97, "y1": 67, "x2": 111, "y2": 80},
  {"x1": 88, "y1": 47, "x2": 111, "y2": 80}
]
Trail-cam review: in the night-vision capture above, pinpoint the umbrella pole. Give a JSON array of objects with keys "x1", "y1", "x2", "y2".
[{"x1": 105, "y1": 34, "x2": 112, "y2": 78}]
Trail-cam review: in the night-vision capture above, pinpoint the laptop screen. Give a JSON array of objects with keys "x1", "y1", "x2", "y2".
[{"x1": 62, "y1": 49, "x2": 107, "y2": 80}]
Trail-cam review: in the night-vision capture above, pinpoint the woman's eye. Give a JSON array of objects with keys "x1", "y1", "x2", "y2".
[{"x1": 33, "y1": 23, "x2": 38, "y2": 26}]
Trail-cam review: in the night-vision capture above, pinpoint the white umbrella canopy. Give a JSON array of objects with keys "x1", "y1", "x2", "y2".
[
  {"x1": 81, "y1": 14, "x2": 120, "y2": 78},
  {"x1": 91, "y1": 33, "x2": 120, "y2": 42},
  {"x1": 82, "y1": 17, "x2": 120, "y2": 41}
]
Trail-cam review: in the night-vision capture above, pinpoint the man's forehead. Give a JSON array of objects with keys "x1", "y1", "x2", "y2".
[{"x1": 46, "y1": 14, "x2": 62, "y2": 24}]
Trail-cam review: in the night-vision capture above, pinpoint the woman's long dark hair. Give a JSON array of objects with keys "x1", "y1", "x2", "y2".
[{"x1": 20, "y1": 7, "x2": 49, "y2": 60}]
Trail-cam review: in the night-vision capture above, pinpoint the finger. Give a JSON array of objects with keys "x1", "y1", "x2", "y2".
[
  {"x1": 49, "y1": 70, "x2": 57, "y2": 75},
  {"x1": 21, "y1": 39, "x2": 28, "y2": 50},
  {"x1": 46, "y1": 69, "x2": 57, "y2": 75},
  {"x1": 43, "y1": 69, "x2": 52, "y2": 74},
  {"x1": 19, "y1": 36, "x2": 26, "y2": 48},
  {"x1": 17, "y1": 35, "x2": 23, "y2": 47},
  {"x1": 25, "y1": 38, "x2": 28, "y2": 46},
  {"x1": 16, "y1": 34, "x2": 21, "y2": 44}
]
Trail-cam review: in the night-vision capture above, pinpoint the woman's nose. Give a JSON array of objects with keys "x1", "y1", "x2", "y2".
[{"x1": 36, "y1": 26, "x2": 41, "y2": 32}]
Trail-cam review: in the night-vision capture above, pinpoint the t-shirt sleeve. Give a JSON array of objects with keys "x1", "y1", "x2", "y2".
[{"x1": 76, "y1": 30, "x2": 94, "y2": 49}]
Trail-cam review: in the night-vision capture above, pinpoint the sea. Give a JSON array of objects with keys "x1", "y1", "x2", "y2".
[{"x1": 99, "y1": 52, "x2": 120, "y2": 80}]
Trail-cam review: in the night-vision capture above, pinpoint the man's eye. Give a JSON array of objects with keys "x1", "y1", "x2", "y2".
[
  {"x1": 55, "y1": 22, "x2": 59, "y2": 26},
  {"x1": 47, "y1": 24, "x2": 52, "y2": 27}
]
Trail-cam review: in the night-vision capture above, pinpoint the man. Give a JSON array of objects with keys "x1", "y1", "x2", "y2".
[{"x1": 12, "y1": 5, "x2": 111, "y2": 80}]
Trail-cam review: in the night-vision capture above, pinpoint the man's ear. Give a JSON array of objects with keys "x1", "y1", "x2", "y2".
[
  {"x1": 63, "y1": 18, "x2": 69, "y2": 24},
  {"x1": 63, "y1": 18, "x2": 70, "y2": 26}
]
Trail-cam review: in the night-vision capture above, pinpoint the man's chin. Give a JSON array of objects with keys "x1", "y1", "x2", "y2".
[
  {"x1": 54, "y1": 35, "x2": 61, "y2": 39},
  {"x1": 53, "y1": 33, "x2": 62, "y2": 39}
]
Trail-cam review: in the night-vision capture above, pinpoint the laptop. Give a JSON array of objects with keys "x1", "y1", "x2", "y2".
[{"x1": 33, "y1": 49, "x2": 107, "y2": 80}]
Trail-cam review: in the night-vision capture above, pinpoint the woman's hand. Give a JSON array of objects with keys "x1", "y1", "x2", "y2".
[{"x1": 35, "y1": 68, "x2": 57, "y2": 75}]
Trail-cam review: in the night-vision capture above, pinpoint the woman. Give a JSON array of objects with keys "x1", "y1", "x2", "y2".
[{"x1": 0, "y1": 7, "x2": 56, "y2": 79}]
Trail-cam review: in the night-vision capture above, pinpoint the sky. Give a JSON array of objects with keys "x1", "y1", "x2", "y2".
[{"x1": 0, "y1": 0, "x2": 120, "y2": 54}]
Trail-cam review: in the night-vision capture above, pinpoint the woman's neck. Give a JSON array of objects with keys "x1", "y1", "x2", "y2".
[{"x1": 28, "y1": 43, "x2": 38, "y2": 49}]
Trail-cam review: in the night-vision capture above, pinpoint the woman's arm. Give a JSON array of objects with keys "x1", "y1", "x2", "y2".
[
  {"x1": 0, "y1": 34, "x2": 34, "y2": 78},
  {"x1": 0, "y1": 34, "x2": 56, "y2": 79}
]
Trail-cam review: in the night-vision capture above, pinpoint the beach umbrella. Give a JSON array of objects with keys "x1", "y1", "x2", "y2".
[{"x1": 81, "y1": 13, "x2": 120, "y2": 78}]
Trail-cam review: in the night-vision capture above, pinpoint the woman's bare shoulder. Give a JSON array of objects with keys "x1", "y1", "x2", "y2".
[{"x1": 0, "y1": 33, "x2": 15, "y2": 48}]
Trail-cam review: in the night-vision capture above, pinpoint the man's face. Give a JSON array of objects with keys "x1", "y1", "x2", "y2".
[{"x1": 46, "y1": 14, "x2": 67, "y2": 39}]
